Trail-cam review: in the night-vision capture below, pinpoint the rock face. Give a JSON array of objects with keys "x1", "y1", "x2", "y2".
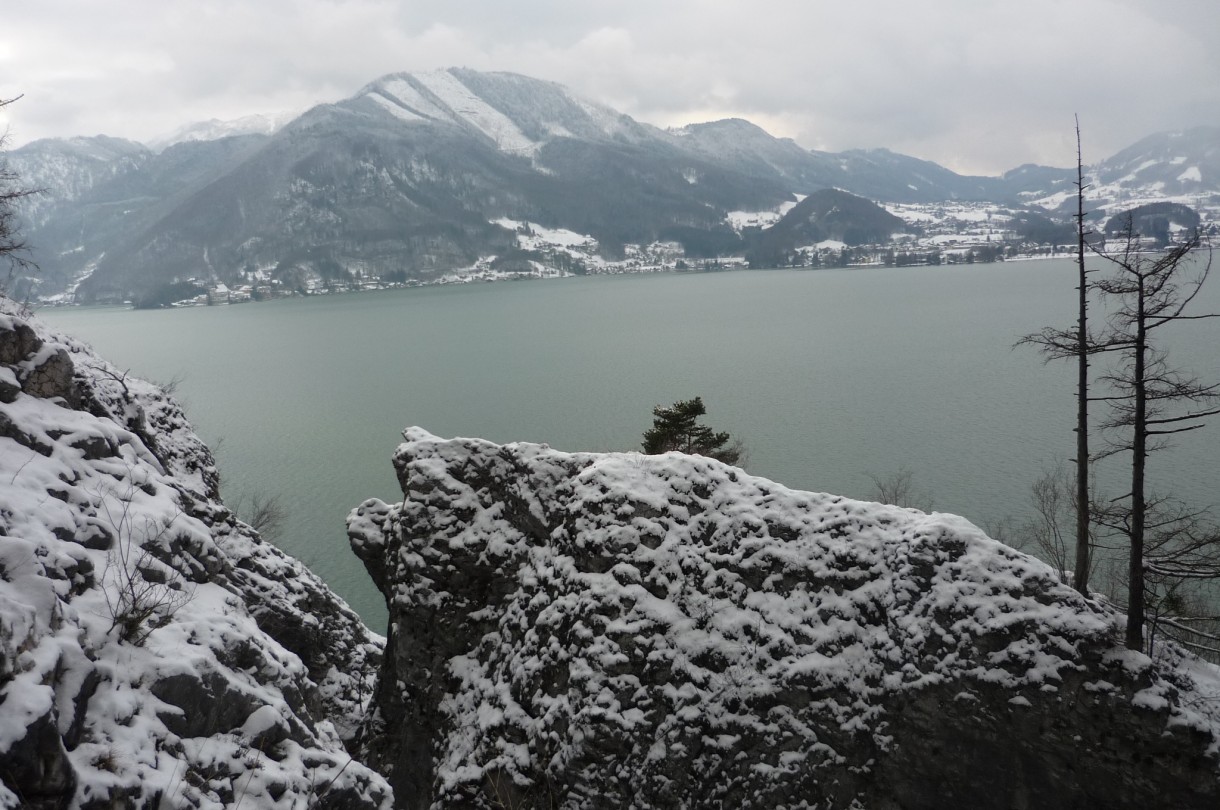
[
  {"x1": 0, "y1": 300, "x2": 391, "y2": 809},
  {"x1": 350, "y1": 429, "x2": 1220, "y2": 810}
]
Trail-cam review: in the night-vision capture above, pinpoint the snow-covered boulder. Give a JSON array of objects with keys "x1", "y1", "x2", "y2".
[
  {"x1": 0, "y1": 299, "x2": 391, "y2": 809},
  {"x1": 349, "y1": 429, "x2": 1220, "y2": 810}
]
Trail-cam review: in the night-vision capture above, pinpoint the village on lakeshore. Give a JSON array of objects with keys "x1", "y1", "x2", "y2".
[{"x1": 75, "y1": 196, "x2": 1215, "y2": 310}]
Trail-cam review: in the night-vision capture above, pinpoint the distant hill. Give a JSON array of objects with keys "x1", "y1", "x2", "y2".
[
  {"x1": 1001, "y1": 163, "x2": 1074, "y2": 196},
  {"x1": 9, "y1": 134, "x2": 271, "y2": 300},
  {"x1": 10, "y1": 135, "x2": 150, "y2": 225},
  {"x1": 1103, "y1": 201, "x2": 1202, "y2": 243},
  {"x1": 746, "y1": 188, "x2": 907, "y2": 266},
  {"x1": 671, "y1": 120, "x2": 1012, "y2": 203}
]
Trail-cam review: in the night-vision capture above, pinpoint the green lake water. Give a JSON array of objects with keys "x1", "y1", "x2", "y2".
[{"x1": 41, "y1": 260, "x2": 1220, "y2": 629}]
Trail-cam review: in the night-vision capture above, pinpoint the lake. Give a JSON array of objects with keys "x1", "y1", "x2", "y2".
[{"x1": 40, "y1": 260, "x2": 1220, "y2": 629}]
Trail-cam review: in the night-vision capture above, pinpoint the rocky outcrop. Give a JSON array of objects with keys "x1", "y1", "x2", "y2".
[
  {"x1": 350, "y1": 429, "x2": 1220, "y2": 810},
  {"x1": 0, "y1": 300, "x2": 391, "y2": 809}
]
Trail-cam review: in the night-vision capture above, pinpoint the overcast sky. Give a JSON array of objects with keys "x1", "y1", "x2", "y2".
[{"x1": 3, "y1": 0, "x2": 1219, "y2": 176}]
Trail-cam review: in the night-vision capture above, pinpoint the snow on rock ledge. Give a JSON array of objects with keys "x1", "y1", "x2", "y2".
[
  {"x1": 350, "y1": 428, "x2": 1220, "y2": 810},
  {"x1": 0, "y1": 299, "x2": 391, "y2": 809}
]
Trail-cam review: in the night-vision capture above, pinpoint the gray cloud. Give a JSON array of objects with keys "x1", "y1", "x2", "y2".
[{"x1": 3, "y1": 0, "x2": 1218, "y2": 174}]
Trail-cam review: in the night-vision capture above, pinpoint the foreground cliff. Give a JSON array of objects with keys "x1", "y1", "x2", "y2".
[
  {"x1": 0, "y1": 299, "x2": 390, "y2": 808},
  {"x1": 350, "y1": 429, "x2": 1220, "y2": 809}
]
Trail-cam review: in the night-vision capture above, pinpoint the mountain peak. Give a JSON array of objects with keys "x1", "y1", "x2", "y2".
[
  {"x1": 147, "y1": 111, "x2": 294, "y2": 152},
  {"x1": 673, "y1": 117, "x2": 771, "y2": 136},
  {"x1": 351, "y1": 67, "x2": 636, "y2": 154}
]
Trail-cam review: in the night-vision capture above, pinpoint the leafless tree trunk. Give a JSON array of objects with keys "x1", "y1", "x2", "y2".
[
  {"x1": 1090, "y1": 224, "x2": 1218, "y2": 650},
  {"x1": 1018, "y1": 117, "x2": 1095, "y2": 596},
  {"x1": 1071, "y1": 118, "x2": 1092, "y2": 596}
]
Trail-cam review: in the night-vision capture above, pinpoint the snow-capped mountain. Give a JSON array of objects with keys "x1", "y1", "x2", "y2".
[
  {"x1": 352, "y1": 69, "x2": 645, "y2": 156},
  {"x1": 1023, "y1": 126, "x2": 1220, "y2": 215},
  {"x1": 11, "y1": 69, "x2": 792, "y2": 301},
  {"x1": 146, "y1": 111, "x2": 297, "y2": 152},
  {"x1": 1093, "y1": 126, "x2": 1219, "y2": 197}
]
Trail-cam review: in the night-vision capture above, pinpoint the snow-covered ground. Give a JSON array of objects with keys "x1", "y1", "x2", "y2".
[
  {"x1": 725, "y1": 195, "x2": 805, "y2": 231},
  {"x1": 0, "y1": 300, "x2": 390, "y2": 808},
  {"x1": 349, "y1": 429, "x2": 1220, "y2": 807}
]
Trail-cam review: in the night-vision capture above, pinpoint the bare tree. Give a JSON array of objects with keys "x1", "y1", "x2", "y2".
[
  {"x1": 98, "y1": 481, "x2": 195, "y2": 645},
  {"x1": 235, "y1": 491, "x2": 287, "y2": 542},
  {"x1": 1019, "y1": 124, "x2": 1220, "y2": 652},
  {"x1": 1022, "y1": 466, "x2": 1077, "y2": 583},
  {"x1": 1017, "y1": 118, "x2": 1095, "y2": 597},
  {"x1": 994, "y1": 463, "x2": 1103, "y2": 587},
  {"x1": 1090, "y1": 222, "x2": 1219, "y2": 650},
  {"x1": 866, "y1": 467, "x2": 933, "y2": 512},
  {"x1": 1091, "y1": 499, "x2": 1220, "y2": 661},
  {"x1": 0, "y1": 95, "x2": 41, "y2": 297}
]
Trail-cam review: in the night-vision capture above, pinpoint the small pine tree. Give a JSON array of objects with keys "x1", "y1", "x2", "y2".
[{"x1": 642, "y1": 397, "x2": 743, "y2": 465}]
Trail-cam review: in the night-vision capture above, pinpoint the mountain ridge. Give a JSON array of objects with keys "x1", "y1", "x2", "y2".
[{"x1": 7, "y1": 69, "x2": 1219, "y2": 302}]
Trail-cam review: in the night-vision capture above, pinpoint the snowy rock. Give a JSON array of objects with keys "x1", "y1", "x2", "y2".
[
  {"x1": 0, "y1": 299, "x2": 391, "y2": 809},
  {"x1": 350, "y1": 429, "x2": 1220, "y2": 810},
  {"x1": 240, "y1": 705, "x2": 292, "y2": 751}
]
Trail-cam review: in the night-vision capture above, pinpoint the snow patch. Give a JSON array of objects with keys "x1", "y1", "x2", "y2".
[
  {"x1": 1178, "y1": 166, "x2": 1202, "y2": 183},
  {"x1": 376, "y1": 77, "x2": 453, "y2": 121},
  {"x1": 493, "y1": 217, "x2": 597, "y2": 250},
  {"x1": 369, "y1": 91, "x2": 427, "y2": 123},
  {"x1": 413, "y1": 70, "x2": 537, "y2": 155},
  {"x1": 725, "y1": 196, "x2": 804, "y2": 232}
]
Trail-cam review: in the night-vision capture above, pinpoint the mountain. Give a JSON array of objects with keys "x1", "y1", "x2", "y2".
[
  {"x1": 1094, "y1": 126, "x2": 1220, "y2": 198},
  {"x1": 1002, "y1": 162, "x2": 1074, "y2": 196},
  {"x1": 8, "y1": 134, "x2": 271, "y2": 301},
  {"x1": 1022, "y1": 126, "x2": 1220, "y2": 215},
  {"x1": 9, "y1": 135, "x2": 150, "y2": 226},
  {"x1": 671, "y1": 119, "x2": 1012, "y2": 203},
  {"x1": 14, "y1": 69, "x2": 799, "y2": 301},
  {"x1": 7, "y1": 69, "x2": 1220, "y2": 301},
  {"x1": 349, "y1": 429, "x2": 1220, "y2": 808}
]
